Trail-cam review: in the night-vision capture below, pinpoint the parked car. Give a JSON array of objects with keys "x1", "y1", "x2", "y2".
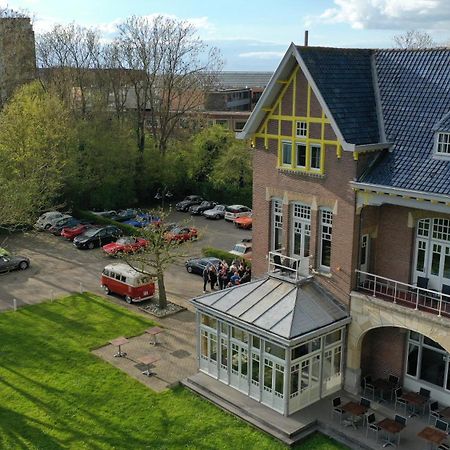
[
  {"x1": 112, "y1": 209, "x2": 139, "y2": 222},
  {"x1": 185, "y1": 257, "x2": 221, "y2": 275},
  {"x1": 175, "y1": 195, "x2": 203, "y2": 212},
  {"x1": 189, "y1": 200, "x2": 217, "y2": 215},
  {"x1": 61, "y1": 223, "x2": 96, "y2": 241},
  {"x1": 34, "y1": 211, "x2": 67, "y2": 230},
  {"x1": 224, "y1": 205, "x2": 252, "y2": 222},
  {"x1": 203, "y1": 204, "x2": 227, "y2": 220},
  {"x1": 73, "y1": 225, "x2": 123, "y2": 249},
  {"x1": 123, "y1": 213, "x2": 160, "y2": 228},
  {"x1": 48, "y1": 217, "x2": 81, "y2": 235},
  {"x1": 234, "y1": 215, "x2": 253, "y2": 230},
  {"x1": 90, "y1": 210, "x2": 117, "y2": 219},
  {"x1": 165, "y1": 226, "x2": 198, "y2": 243},
  {"x1": 0, "y1": 254, "x2": 30, "y2": 272},
  {"x1": 102, "y1": 236, "x2": 148, "y2": 256},
  {"x1": 229, "y1": 240, "x2": 252, "y2": 260},
  {"x1": 101, "y1": 263, "x2": 155, "y2": 304}
]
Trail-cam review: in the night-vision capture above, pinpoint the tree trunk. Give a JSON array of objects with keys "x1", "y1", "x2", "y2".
[{"x1": 157, "y1": 271, "x2": 167, "y2": 310}]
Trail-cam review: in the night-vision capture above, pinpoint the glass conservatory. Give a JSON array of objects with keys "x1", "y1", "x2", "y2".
[{"x1": 192, "y1": 276, "x2": 350, "y2": 415}]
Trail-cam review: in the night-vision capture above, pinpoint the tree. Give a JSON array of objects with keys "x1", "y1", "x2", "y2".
[
  {"x1": 393, "y1": 30, "x2": 436, "y2": 49},
  {"x1": 114, "y1": 15, "x2": 222, "y2": 155},
  {"x1": 0, "y1": 81, "x2": 73, "y2": 228},
  {"x1": 119, "y1": 210, "x2": 192, "y2": 309}
]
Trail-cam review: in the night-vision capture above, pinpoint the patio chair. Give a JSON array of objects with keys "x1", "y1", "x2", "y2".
[
  {"x1": 365, "y1": 412, "x2": 381, "y2": 441},
  {"x1": 394, "y1": 414, "x2": 407, "y2": 446},
  {"x1": 331, "y1": 396, "x2": 346, "y2": 424},
  {"x1": 272, "y1": 254, "x2": 282, "y2": 272},
  {"x1": 360, "y1": 397, "x2": 371, "y2": 426},
  {"x1": 388, "y1": 374, "x2": 399, "y2": 401},
  {"x1": 363, "y1": 375, "x2": 376, "y2": 400},
  {"x1": 419, "y1": 387, "x2": 431, "y2": 414},
  {"x1": 429, "y1": 401, "x2": 442, "y2": 425},
  {"x1": 436, "y1": 419, "x2": 449, "y2": 433},
  {"x1": 438, "y1": 443, "x2": 449, "y2": 450},
  {"x1": 394, "y1": 388, "x2": 408, "y2": 415},
  {"x1": 417, "y1": 276, "x2": 429, "y2": 289}
]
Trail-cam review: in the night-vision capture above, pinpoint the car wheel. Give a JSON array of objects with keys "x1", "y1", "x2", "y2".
[
  {"x1": 103, "y1": 286, "x2": 110, "y2": 295},
  {"x1": 44, "y1": 224, "x2": 51, "y2": 230},
  {"x1": 125, "y1": 295, "x2": 133, "y2": 304},
  {"x1": 187, "y1": 266, "x2": 193, "y2": 273},
  {"x1": 215, "y1": 214, "x2": 221, "y2": 219},
  {"x1": 88, "y1": 242, "x2": 95, "y2": 250},
  {"x1": 19, "y1": 261, "x2": 28, "y2": 270}
]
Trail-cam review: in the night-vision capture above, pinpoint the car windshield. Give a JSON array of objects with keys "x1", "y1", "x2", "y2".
[
  {"x1": 232, "y1": 245, "x2": 246, "y2": 254},
  {"x1": 83, "y1": 228, "x2": 98, "y2": 237},
  {"x1": 200, "y1": 201, "x2": 209, "y2": 206},
  {"x1": 116, "y1": 237, "x2": 133, "y2": 244},
  {"x1": 171, "y1": 227, "x2": 182, "y2": 234}
]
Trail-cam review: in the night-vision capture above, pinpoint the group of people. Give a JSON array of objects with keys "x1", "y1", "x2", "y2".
[{"x1": 202, "y1": 259, "x2": 251, "y2": 293}]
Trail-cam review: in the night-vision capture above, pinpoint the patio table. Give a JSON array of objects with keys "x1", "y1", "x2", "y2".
[
  {"x1": 342, "y1": 401, "x2": 368, "y2": 429},
  {"x1": 417, "y1": 426, "x2": 448, "y2": 449},
  {"x1": 402, "y1": 391, "x2": 428, "y2": 417},
  {"x1": 377, "y1": 418, "x2": 405, "y2": 448},
  {"x1": 138, "y1": 355, "x2": 160, "y2": 377},
  {"x1": 110, "y1": 336, "x2": 129, "y2": 358},
  {"x1": 145, "y1": 326, "x2": 164, "y2": 346},
  {"x1": 439, "y1": 407, "x2": 450, "y2": 420}
]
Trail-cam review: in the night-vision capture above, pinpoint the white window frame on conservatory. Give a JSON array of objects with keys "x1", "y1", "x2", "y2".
[
  {"x1": 272, "y1": 198, "x2": 283, "y2": 251},
  {"x1": 319, "y1": 209, "x2": 333, "y2": 271},
  {"x1": 290, "y1": 203, "x2": 311, "y2": 258}
]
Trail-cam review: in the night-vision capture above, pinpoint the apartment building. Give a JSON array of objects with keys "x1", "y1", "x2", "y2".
[{"x1": 190, "y1": 44, "x2": 450, "y2": 417}]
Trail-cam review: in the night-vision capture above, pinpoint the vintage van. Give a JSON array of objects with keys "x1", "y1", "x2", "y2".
[{"x1": 101, "y1": 263, "x2": 155, "y2": 304}]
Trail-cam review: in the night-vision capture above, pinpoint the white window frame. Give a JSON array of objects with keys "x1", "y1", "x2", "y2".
[
  {"x1": 296, "y1": 143, "x2": 307, "y2": 169},
  {"x1": 281, "y1": 141, "x2": 292, "y2": 166},
  {"x1": 319, "y1": 209, "x2": 333, "y2": 271},
  {"x1": 435, "y1": 132, "x2": 450, "y2": 158},
  {"x1": 310, "y1": 144, "x2": 322, "y2": 171},
  {"x1": 295, "y1": 121, "x2": 308, "y2": 138},
  {"x1": 290, "y1": 203, "x2": 311, "y2": 258},
  {"x1": 272, "y1": 199, "x2": 283, "y2": 251}
]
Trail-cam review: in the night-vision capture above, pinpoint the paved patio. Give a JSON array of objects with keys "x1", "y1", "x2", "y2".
[
  {"x1": 93, "y1": 310, "x2": 197, "y2": 392},
  {"x1": 183, "y1": 372, "x2": 448, "y2": 449}
]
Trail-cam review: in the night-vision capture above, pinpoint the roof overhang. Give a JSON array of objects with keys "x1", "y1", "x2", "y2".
[
  {"x1": 352, "y1": 181, "x2": 450, "y2": 213},
  {"x1": 236, "y1": 43, "x2": 389, "y2": 152}
]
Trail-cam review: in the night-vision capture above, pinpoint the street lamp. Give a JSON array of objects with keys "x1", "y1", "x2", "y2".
[{"x1": 154, "y1": 186, "x2": 173, "y2": 209}]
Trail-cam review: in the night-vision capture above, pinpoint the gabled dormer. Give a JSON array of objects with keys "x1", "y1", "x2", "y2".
[{"x1": 434, "y1": 112, "x2": 450, "y2": 160}]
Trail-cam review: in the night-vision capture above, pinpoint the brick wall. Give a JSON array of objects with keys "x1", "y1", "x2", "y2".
[{"x1": 360, "y1": 327, "x2": 406, "y2": 381}]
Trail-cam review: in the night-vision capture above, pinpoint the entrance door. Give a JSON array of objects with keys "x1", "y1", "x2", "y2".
[
  {"x1": 428, "y1": 243, "x2": 450, "y2": 291},
  {"x1": 261, "y1": 358, "x2": 285, "y2": 413},
  {"x1": 199, "y1": 330, "x2": 218, "y2": 376},
  {"x1": 229, "y1": 342, "x2": 249, "y2": 393}
]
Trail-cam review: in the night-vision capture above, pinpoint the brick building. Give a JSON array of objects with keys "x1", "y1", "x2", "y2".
[
  {"x1": 190, "y1": 43, "x2": 450, "y2": 417},
  {"x1": 0, "y1": 17, "x2": 36, "y2": 106}
]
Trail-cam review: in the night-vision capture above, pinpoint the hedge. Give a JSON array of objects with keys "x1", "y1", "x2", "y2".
[
  {"x1": 74, "y1": 209, "x2": 141, "y2": 236},
  {"x1": 202, "y1": 246, "x2": 251, "y2": 268}
]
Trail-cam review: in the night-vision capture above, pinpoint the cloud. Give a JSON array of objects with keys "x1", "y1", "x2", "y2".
[
  {"x1": 238, "y1": 51, "x2": 285, "y2": 59},
  {"x1": 312, "y1": 0, "x2": 450, "y2": 30}
]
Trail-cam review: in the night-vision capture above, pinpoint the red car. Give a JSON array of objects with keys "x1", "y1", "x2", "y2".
[
  {"x1": 234, "y1": 215, "x2": 253, "y2": 230},
  {"x1": 102, "y1": 236, "x2": 148, "y2": 256},
  {"x1": 61, "y1": 224, "x2": 96, "y2": 240},
  {"x1": 165, "y1": 226, "x2": 198, "y2": 243}
]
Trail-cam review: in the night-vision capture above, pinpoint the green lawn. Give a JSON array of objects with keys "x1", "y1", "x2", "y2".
[{"x1": 0, "y1": 294, "x2": 347, "y2": 449}]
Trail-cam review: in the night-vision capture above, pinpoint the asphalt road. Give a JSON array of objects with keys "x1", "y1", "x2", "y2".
[{"x1": 0, "y1": 211, "x2": 251, "y2": 312}]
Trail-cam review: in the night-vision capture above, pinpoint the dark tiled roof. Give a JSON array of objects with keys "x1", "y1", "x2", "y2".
[
  {"x1": 215, "y1": 71, "x2": 273, "y2": 89},
  {"x1": 297, "y1": 46, "x2": 380, "y2": 145},
  {"x1": 434, "y1": 111, "x2": 450, "y2": 132},
  {"x1": 360, "y1": 49, "x2": 450, "y2": 195}
]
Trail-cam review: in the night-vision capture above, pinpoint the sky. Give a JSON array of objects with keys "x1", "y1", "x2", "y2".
[{"x1": 3, "y1": 0, "x2": 450, "y2": 70}]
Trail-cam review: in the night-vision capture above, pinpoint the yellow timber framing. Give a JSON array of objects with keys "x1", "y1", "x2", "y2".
[{"x1": 253, "y1": 65, "x2": 340, "y2": 175}]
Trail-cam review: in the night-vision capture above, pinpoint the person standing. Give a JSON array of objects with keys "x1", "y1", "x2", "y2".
[
  {"x1": 209, "y1": 265, "x2": 218, "y2": 291},
  {"x1": 202, "y1": 265, "x2": 210, "y2": 293},
  {"x1": 219, "y1": 265, "x2": 228, "y2": 290}
]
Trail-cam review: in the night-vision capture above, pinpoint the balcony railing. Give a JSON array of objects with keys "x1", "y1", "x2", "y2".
[
  {"x1": 355, "y1": 270, "x2": 450, "y2": 317},
  {"x1": 268, "y1": 251, "x2": 310, "y2": 283}
]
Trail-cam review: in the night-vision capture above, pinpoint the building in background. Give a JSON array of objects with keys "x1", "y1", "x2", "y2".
[{"x1": 0, "y1": 17, "x2": 36, "y2": 106}]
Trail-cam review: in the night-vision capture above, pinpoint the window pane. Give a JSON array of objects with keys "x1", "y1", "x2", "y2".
[
  {"x1": 333, "y1": 347, "x2": 342, "y2": 375},
  {"x1": 252, "y1": 336, "x2": 260, "y2": 349},
  {"x1": 282, "y1": 142, "x2": 292, "y2": 165},
  {"x1": 210, "y1": 336, "x2": 217, "y2": 362},
  {"x1": 201, "y1": 332, "x2": 208, "y2": 358},
  {"x1": 252, "y1": 354, "x2": 260, "y2": 383},
  {"x1": 292, "y1": 344, "x2": 308, "y2": 360},
  {"x1": 321, "y1": 240, "x2": 331, "y2": 268},
  {"x1": 416, "y1": 241, "x2": 426, "y2": 272},
  {"x1": 275, "y1": 368, "x2": 284, "y2": 395},
  {"x1": 221, "y1": 339, "x2": 228, "y2": 368},
  {"x1": 424, "y1": 336, "x2": 445, "y2": 351},
  {"x1": 265, "y1": 342, "x2": 285, "y2": 359},
  {"x1": 445, "y1": 248, "x2": 450, "y2": 279},
  {"x1": 407, "y1": 343, "x2": 418, "y2": 376},
  {"x1": 310, "y1": 145, "x2": 321, "y2": 169},
  {"x1": 201, "y1": 314, "x2": 217, "y2": 329},
  {"x1": 241, "y1": 349, "x2": 248, "y2": 376},
  {"x1": 264, "y1": 360, "x2": 273, "y2": 390},
  {"x1": 325, "y1": 329, "x2": 342, "y2": 346},
  {"x1": 294, "y1": 232, "x2": 302, "y2": 256},
  {"x1": 296, "y1": 144, "x2": 306, "y2": 167},
  {"x1": 431, "y1": 244, "x2": 441, "y2": 276},
  {"x1": 291, "y1": 366, "x2": 299, "y2": 395},
  {"x1": 421, "y1": 347, "x2": 445, "y2": 387}
]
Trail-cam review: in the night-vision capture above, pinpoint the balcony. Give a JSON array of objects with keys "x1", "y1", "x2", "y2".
[
  {"x1": 268, "y1": 251, "x2": 311, "y2": 283},
  {"x1": 355, "y1": 270, "x2": 450, "y2": 318}
]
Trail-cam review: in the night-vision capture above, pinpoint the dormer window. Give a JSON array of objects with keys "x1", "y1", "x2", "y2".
[
  {"x1": 436, "y1": 132, "x2": 450, "y2": 155},
  {"x1": 295, "y1": 121, "x2": 307, "y2": 138}
]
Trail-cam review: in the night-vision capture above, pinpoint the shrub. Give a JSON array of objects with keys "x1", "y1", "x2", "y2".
[{"x1": 202, "y1": 247, "x2": 251, "y2": 268}]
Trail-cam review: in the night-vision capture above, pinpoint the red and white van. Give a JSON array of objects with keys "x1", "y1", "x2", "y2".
[{"x1": 101, "y1": 263, "x2": 155, "y2": 304}]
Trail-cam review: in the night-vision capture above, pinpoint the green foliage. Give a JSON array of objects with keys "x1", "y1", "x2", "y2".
[
  {"x1": 202, "y1": 246, "x2": 252, "y2": 268},
  {"x1": 74, "y1": 209, "x2": 140, "y2": 236},
  {"x1": 0, "y1": 81, "x2": 73, "y2": 227},
  {"x1": 66, "y1": 113, "x2": 138, "y2": 210}
]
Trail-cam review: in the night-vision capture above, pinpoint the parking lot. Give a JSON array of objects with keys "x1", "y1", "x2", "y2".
[{"x1": 0, "y1": 211, "x2": 251, "y2": 312}]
